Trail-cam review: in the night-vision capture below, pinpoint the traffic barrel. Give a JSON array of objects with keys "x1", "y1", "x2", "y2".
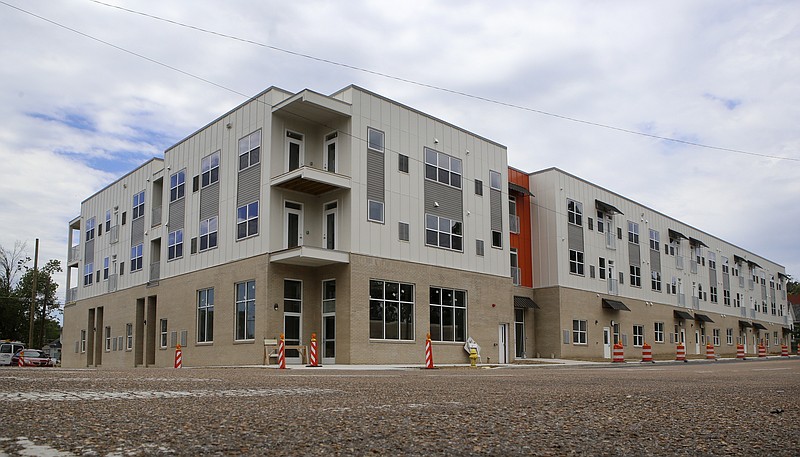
[
  {"x1": 18, "y1": 351, "x2": 24, "y2": 367},
  {"x1": 641, "y1": 342, "x2": 653, "y2": 363},
  {"x1": 612, "y1": 342, "x2": 624, "y2": 363},
  {"x1": 174, "y1": 344, "x2": 182, "y2": 368},
  {"x1": 736, "y1": 344, "x2": 745, "y2": 359},
  {"x1": 781, "y1": 345, "x2": 789, "y2": 357},
  {"x1": 758, "y1": 344, "x2": 766, "y2": 358},
  {"x1": 425, "y1": 333, "x2": 434, "y2": 369},
  {"x1": 309, "y1": 333, "x2": 319, "y2": 367},
  {"x1": 706, "y1": 343, "x2": 716, "y2": 360},
  {"x1": 676, "y1": 343, "x2": 686, "y2": 362},
  {"x1": 278, "y1": 333, "x2": 287, "y2": 369}
]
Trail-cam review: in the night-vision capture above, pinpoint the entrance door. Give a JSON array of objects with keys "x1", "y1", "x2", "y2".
[
  {"x1": 322, "y1": 279, "x2": 336, "y2": 365},
  {"x1": 324, "y1": 132, "x2": 337, "y2": 173},
  {"x1": 695, "y1": 330, "x2": 701, "y2": 354},
  {"x1": 603, "y1": 327, "x2": 611, "y2": 359},
  {"x1": 680, "y1": 329, "x2": 686, "y2": 346},
  {"x1": 283, "y1": 279, "x2": 302, "y2": 364},
  {"x1": 323, "y1": 201, "x2": 338, "y2": 250},
  {"x1": 498, "y1": 324, "x2": 508, "y2": 364},
  {"x1": 284, "y1": 201, "x2": 303, "y2": 249},
  {"x1": 514, "y1": 308, "x2": 525, "y2": 358},
  {"x1": 286, "y1": 131, "x2": 304, "y2": 171}
]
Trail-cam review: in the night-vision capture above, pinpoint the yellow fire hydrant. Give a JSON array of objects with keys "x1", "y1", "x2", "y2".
[{"x1": 469, "y1": 348, "x2": 478, "y2": 367}]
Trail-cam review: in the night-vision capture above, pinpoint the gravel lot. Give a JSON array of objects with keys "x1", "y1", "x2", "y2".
[{"x1": 1, "y1": 358, "x2": 798, "y2": 456}]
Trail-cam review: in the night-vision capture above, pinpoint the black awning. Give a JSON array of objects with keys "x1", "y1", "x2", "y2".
[
  {"x1": 694, "y1": 313, "x2": 715, "y2": 323},
  {"x1": 514, "y1": 296, "x2": 540, "y2": 309},
  {"x1": 783, "y1": 327, "x2": 793, "y2": 334},
  {"x1": 752, "y1": 322, "x2": 768, "y2": 330},
  {"x1": 668, "y1": 229, "x2": 688, "y2": 240},
  {"x1": 747, "y1": 260, "x2": 762, "y2": 269},
  {"x1": 778, "y1": 272, "x2": 789, "y2": 280},
  {"x1": 733, "y1": 255, "x2": 746, "y2": 264},
  {"x1": 674, "y1": 310, "x2": 694, "y2": 320},
  {"x1": 508, "y1": 182, "x2": 533, "y2": 197},
  {"x1": 602, "y1": 299, "x2": 631, "y2": 311},
  {"x1": 595, "y1": 199, "x2": 623, "y2": 215},
  {"x1": 738, "y1": 320, "x2": 753, "y2": 328},
  {"x1": 689, "y1": 237, "x2": 708, "y2": 248}
]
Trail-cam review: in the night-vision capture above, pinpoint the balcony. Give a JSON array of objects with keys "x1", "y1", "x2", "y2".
[
  {"x1": 149, "y1": 262, "x2": 160, "y2": 282},
  {"x1": 68, "y1": 245, "x2": 80, "y2": 265},
  {"x1": 66, "y1": 287, "x2": 78, "y2": 303},
  {"x1": 740, "y1": 307, "x2": 747, "y2": 317},
  {"x1": 608, "y1": 278, "x2": 619, "y2": 295},
  {"x1": 690, "y1": 260, "x2": 698, "y2": 274},
  {"x1": 110, "y1": 225, "x2": 119, "y2": 244},
  {"x1": 108, "y1": 274, "x2": 118, "y2": 293},
  {"x1": 692, "y1": 296, "x2": 700, "y2": 309},
  {"x1": 678, "y1": 293, "x2": 686, "y2": 306},
  {"x1": 151, "y1": 206, "x2": 162, "y2": 227},
  {"x1": 271, "y1": 167, "x2": 351, "y2": 196},
  {"x1": 509, "y1": 215, "x2": 520, "y2": 234},
  {"x1": 270, "y1": 246, "x2": 349, "y2": 267},
  {"x1": 676, "y1": 256, "x2": 684, "y2": 270},
  {"x1": 511, "y1": 267, "x2": 521, "y2": 286}
]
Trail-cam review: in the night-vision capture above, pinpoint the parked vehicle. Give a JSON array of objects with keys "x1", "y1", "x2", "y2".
[
  {"x1": 11, "y1": 349, "x2": 54, "y2": 367},
  {"x1": 0, "y1": 341, "x2": 25, "y2": 366}
]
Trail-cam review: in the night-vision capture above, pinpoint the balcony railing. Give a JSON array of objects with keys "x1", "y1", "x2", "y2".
[
  {"x1": 606, "y1": 230, "x2": 616, "y2": 250},
  {"x1": 678, "y1": 293, "x2": 686, "y2": 306},
  {"x1": 692, "y1": 296, "x2": 700, "y2": 309},
  {"x1": 66, "y1": 287, "x2": 78, "y2": 303},
  {"x1": 690, "y1": 261, "x2": 698, "y2": 274},
  {"x1": 676, "y1": 256, "x2": 684, "y2": 270},
  {"x1": 739, "y1": 276, "x2": 744, "y2": 289},
  {"x1": 151, "y1": 206, "x2": 162, "y2": 227},
  {"x1": 68, "y1": 245, "x2": 80, "y2": 264},
  {"x1": 149, "y1": 262, "x2": 160, "y2": 282},
  {"x1": 509, "y1": 215, "x2": 520, "y2": 234},
  {"x1": 108, "y1": 274, "x2": 118, "y2": 293},
  {"x1": 110, "y1": 225, "x2": 119, "y2": 244},
  {"x1": 511, "y1": 267, "x2": 521, "y2": 286},
  {"x1": 608, "y1": 279, "x2": 618, "y2": 295},
  {"x1": 740, "y1": 307, "x2": 747, "y2": 317}
]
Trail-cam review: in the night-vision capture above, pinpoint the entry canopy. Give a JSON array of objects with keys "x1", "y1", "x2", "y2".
[
  {"x1": 514, "y1": 296, "x2": 540, "y2": 309},
  {"x1": 747, "y1": 260, "x2": 762, "y2": 269},
  {"x1": 689, "y1": 237, "x2": 708, "y2": 248},
  {"x1": 694, "y1": 313, "x2": 714, "y2": 323},
  {"x1": 595, "y1": 199, "x2": 623, "y2": 215},
  {"x1": 752, "y1": 322, "x2": 768, "y2": 330},
  {"x1": 783, "y1": 327, "x2": 793, "y2": 334},
  {"x1": 668, "y1": 229, "x2": 688, "y2": 240},
  {"x1": 508, "y1": 182, "x2": 533, "y2": 197},
  {"x1": 733, "y1": 255, "x2": 746, "y2": 264},
  {"x1": 674, "y1": 310, "x2": 694, "y2": 320},
  {"x1": 738, "y1": 320, "x2": 753, "y2": 328},
  {"x1": 778, "y1": 272, "x2": 789, "y2": 280},
  {"x1": 602, "y1": 298, "x2": 631, "y2": 311}
]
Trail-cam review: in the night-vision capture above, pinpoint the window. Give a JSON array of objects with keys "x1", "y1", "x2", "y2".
[
  {"x1": 771, "y1": 301, "x2": 777, "y2": 315},
  {"x1": 103, "y1": 257, "x2": 109, "y2": 280},
  {"x1": 628, "y1": 221, "x2": 640, "y2": 244},
  {"x1": 238, "y1": 130, "x2": 261, "y2": 170},
  {"x1": 237, "y1": 202, "x2": 259, "y2": 239},
  {"x1": 475, "y1": 179, "x2": 483, "y2": 196},
  {"x1": 774, "y1": 331, "x2": 779, "y2": 346},
  {"x1": 168, "y1": 229, "x2": 183, "y2": 260},
  {"x1": 398, "y1": 154, "x2": 409, "y2": 173},
  {"x1": 429, "y1": 287, "x2": 467, "y2": 342},
  {"x1": 651, "y1": 270, "x2": 661, "y2": 291},
  {"x1": 723, "y1": 289, "x2": 731, "y2": 306},
  {"x1": 235, "y1": 280, "x2": 256, "y2": 341},
  {"x1": 197, "y1": 288, "x2": 214, "y2": 343},
  {"x1": 734, "y1": 293, "x2": 741, "y2": 308},
  {"x1": 170, "y1": 169, "x2": 185, "y2": 202},
  {"x1": 649, "y1": 229, "x2": 660, "y2": 251},
  {"x1": 713, "y1": 329, "x2": 720, "y2": 346},
  {"x1": 130, "y1": 243, "x2": 143, "y2": 272},
  {"x1": 630, "y1": 265, "x2": 641, "y2": 287},
  {"x1": 654, "y1": 322, "x2": 664, "y2": 343},
  {"x1": 596, "y1": 211, "x2": 605, "y2": 233},
  {"x1": 424, "y1": 148, "x2": 462, "y2": 188},
  {"x1": 567, "y1": 199, "x2": 583, "y2": 226},
  {"x1": 104, "y1": 326, "x2": 111, "y2": 351},
  {"x1": 80, "y1": 330, "x2": 86, "y2": 353},
  {"x1": 200, "y1": 216, "x2": 218, "y2": 251},
  {"x1": 201, "y1": 151, "x2": 220, "y2": 187},
  {"x1": 569, "y1": 250, "x2": 584, "y2": 275},
  {"x1": 83, "y1": 262, "x2": 93, "y2": 286},
  {"x1": 633, "y1": 325, "x2": 644, "y2": 347},
  {"x1": 726, "y1": 328, "x2": 733, "y2": 345},
  {"x1": 398, "y1": 222, "x2": 409, "y2": 242},
  {"x1": 510, "y1": 248, "x2": 519, "y2": 285},
  {"x1": 597, "y1": 257, "x2": 606, "y2": 280},
  {"x1": 367, "y1": 127, "x2": 384, "y2": 152},
  {"x1": 85, "y1": 217, "x2": 96, "y2": 242},
  {"x1": 159, "y1": 319, "x2": 168, "y2": 348},
  {"x1": 105, "y1": 210, "x2": 111, "y2": 232},
  {"x1": 572, "y1": 320, "x2": 587, "y2": 345},
  {"x1": 125, "y1": 323, "x2": 133, "y2": 350},
  {"x1": 132, "y1": 191, "x2": 145, "y2": 220},
  {"x1": 489, "y1": 170, "x2": 502, "y2": 191},
  {"x1": 368, "y1": 200, "x2": 384, "y2": 223},
  {"x1": 509, "y1": 196, "x2": 519, "y2": 234},
  {"x1": 491, "y1": 230, "x2": 502, "y2": 249},
  {"x1": 369, "y1": 280, "x2": 414, "y2": 340},
  {"x1": 425, "y1": 214, "x2": 463, "y2": 251},
  {"x1": 710, "y1": 285, "x2": 718, "y2": 303},
  {"x1": 476, "y1": 239, "x2": 485, "y2": 256},
  {"x1": 708, "y1": 252, "x2": 716, "y2": 270}
]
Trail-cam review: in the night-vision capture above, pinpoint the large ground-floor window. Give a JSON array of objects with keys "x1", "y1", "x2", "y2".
[
  {"x1": 369, "y1": 280, "x2": 414, "y2": 340},
  {"x1": 235, "y1": 280, "x2": 255, "y2": 341},
  {"x1": 430, "y1": 287, "x2": 466, "y2": 342},
  {"x1": 197, "y1": 288, "x2": 214, "y2": 343}
]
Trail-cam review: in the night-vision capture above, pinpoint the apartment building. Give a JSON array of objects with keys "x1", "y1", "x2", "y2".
[
  {"x1": 63, "y1": 85, "x2": 527, "y2": 368},
  {"x1": 529, "y1": 167, "x2": 791, "y2": 359}
]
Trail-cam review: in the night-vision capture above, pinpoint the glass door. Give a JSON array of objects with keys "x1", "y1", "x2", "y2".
[
  {"x1": 286, "y1": 131, "x2": 304, "y2": 171},
  {"x1": 322, "y1": 279, "x2": 336, "y2": 365},
  {"x1": 284, "y1": 201, "x2": 303, "y2": 249},
  {"x1": 323, "y1": 201, "x2": 337, "y2": 250},
  {"x1": 283, "y1": 279, "x2": 302, "y2": 363},
  {"x1": 324, "y1": 132, "x2": 337, "y2": 173}
]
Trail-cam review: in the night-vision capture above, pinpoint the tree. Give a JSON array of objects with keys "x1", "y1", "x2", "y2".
[
  {"x1": 788, "y1": 279, "x2": 800, "y2": 296},
  {"x1": 15, "y1": 259, "x2": 62, "y2": 347},
  {"x1": 0, "y1": 241, "x2": 29, "y2": 341}
]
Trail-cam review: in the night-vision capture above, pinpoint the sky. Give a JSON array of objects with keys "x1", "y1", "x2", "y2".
[{"x1": 1, "y1": 1, "x2": 798, "y2": 308}]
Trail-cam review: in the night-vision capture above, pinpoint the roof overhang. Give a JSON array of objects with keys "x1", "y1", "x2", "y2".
[
  {"x1": 514, "y1": 296, "x2": 540, "y2": 309},
  {"x1": 689, "y1": 237, "x2": 708, "y2": 248},
  {"x1": 752, "y1": 322, "x2": 768, "y2": 330},
  {"x1": 602, "y1": 299, "x2": 631, "y2": 311},
  {"x1": 738, "y1": 320, "x2": 753, "y2": 328},
  {"x1": 270, "y1": 246, "x2": 350, "y2": 267},
  {"x1": 674, "y1": 310, "x2": 694, "y2": 320},
  {"x1": 668, "y1": 229, "x2": 688, "y2": 240},
  {"x1": 694, "y1": 313, "x2": 714, "y2": 323},
  {"x1": 508, "y1": 182, "x2": 533, "y2": 197},
  {"x1": 272, "y1": 89, "x2": 352, "y2": 123},
  {"x1": 595, "y1": 199, "x2": 623, "y2": 215}
]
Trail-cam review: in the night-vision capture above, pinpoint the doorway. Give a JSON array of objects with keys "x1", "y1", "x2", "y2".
[
  {"x1": 322, "y1": 279, "x2": 336, "y2": 365},
  {"x1": 286, "y1": 130, "x2": 304, "y2": 171},
  {"x1": 284, "y1": 201, "x2": 303, "y2": 249},
  {"x1": 283, "y1": 279, "x2": 302, "y2": 364},
  {"x1": 323, "y1": 201, "x2": 338, "y2": 250},
  {"x1": 498, "y1": 324, "x2": 508, "y2": 363},
  {"x1": 603, "y1": 327, "x2": 611, "y2": 359},
  {"x1": 324, "y1": 132, "x2": 338, "y2": 173},
  {"x1": 514, "y1": 308, "x2": 525, "y2": 358}
]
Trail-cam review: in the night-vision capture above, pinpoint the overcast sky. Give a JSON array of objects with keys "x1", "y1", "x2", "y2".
[{"x1": 1, "y1": 1, "x2": 798, "y2": 306}]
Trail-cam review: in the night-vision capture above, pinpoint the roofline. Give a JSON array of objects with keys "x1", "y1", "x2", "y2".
[
  {"x1": 81, "y1": 157, "x2": 164, "y2": 205},
  {"x1": 530, "y1": 167, "x2": 786, "y2": 271}
]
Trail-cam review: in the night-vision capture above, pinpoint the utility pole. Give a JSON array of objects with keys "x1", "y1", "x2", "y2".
[{"x1": 27, "y1": 238, "x2": 39, "y2": 347}]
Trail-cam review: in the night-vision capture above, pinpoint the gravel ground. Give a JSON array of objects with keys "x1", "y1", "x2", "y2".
[{"x1": 1, "y1": 359, "x2": 798, "y2": 456}]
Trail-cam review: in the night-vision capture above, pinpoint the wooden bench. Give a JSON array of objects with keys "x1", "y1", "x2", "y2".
[{"x1": 263, "y1": 339, "x2": 308, "y2": 365}]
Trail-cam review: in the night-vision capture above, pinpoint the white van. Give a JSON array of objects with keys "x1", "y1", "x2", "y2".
[{"x1": 0, "y1": 341, "x2": 25, "y2": 365}]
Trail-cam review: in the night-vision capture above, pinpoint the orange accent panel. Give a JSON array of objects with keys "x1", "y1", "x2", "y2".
[{"x1": 508, "y1": 168, "x2": 533, "y2": 288}]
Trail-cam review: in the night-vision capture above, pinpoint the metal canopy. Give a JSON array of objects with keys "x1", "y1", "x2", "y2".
[
  {"x1": 689, "y1": 237, "x2": 708, "y2": 248},
  {"x1": 738, "y1": 320, "x2": 753, "y2": 328},
  {"x1": 668, "y1": 229, "x2": 688, "y2": 240},
  {"x1": 694, "y1": 313, "x2": 714, "y2": 323},
  {"x1": 602, "y1": 299, "x2": 631, "y2": 311},
  {"x1": 513, "y1": 296, "x2": 540, "y2": 309},
  {"x1": 752, "y1": 322, "x2": 768, "y2": 330},
  {"x1": 595, "y1": 199, "x2": 623, "y2": 215},
  {"x1": 733, "y1": 255, "x2": 746, "y2": 264},
  {"x1": 508, "y1": 182, "x2": 533, "y2": 197},
  {"x1": 674, "y1": 310, "x2": 694, "y2": 320}
]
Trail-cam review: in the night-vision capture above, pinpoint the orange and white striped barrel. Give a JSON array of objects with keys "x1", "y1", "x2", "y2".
[
  {"x1": 278, "y1": 333, "x2": 286, "y2": 369},
  {"x1": 736, "y1": 344, "x2": 745, "y2": 359},
  {"x1": 676, "y1": 343, "x2": 686, "y2": 361},
  {"x1": 706, "y1": 343, "x2": 715, "y2": 360},
  {"x1": 781, "y1": 345, "x2": 789, "y2": 357},
  {"x1": 309, "y1": 333, "x2": 318, "y2": 367},
  {"x1": 612, "y1": 343, "x2": 624, "y2": 363},
  {"x1": 425, "y1": 333, "x2": 434, "y2": 369},
  {"x1": 758, "y1": 344, "x2": 766, "y2": 358},
  {"x1": 18, "y1": 351, "x2": 24, "y2": 367},
  {"x1": 641, "y1": 343, "x2": 653, "y2": 363},
  {"x1": 174, "y1": 344, "x2": 183, "y2": 368}
]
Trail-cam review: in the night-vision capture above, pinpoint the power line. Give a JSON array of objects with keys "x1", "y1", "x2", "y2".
[{"x1": 82, "y1": 0, "x2": 799, "y2": 163}]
